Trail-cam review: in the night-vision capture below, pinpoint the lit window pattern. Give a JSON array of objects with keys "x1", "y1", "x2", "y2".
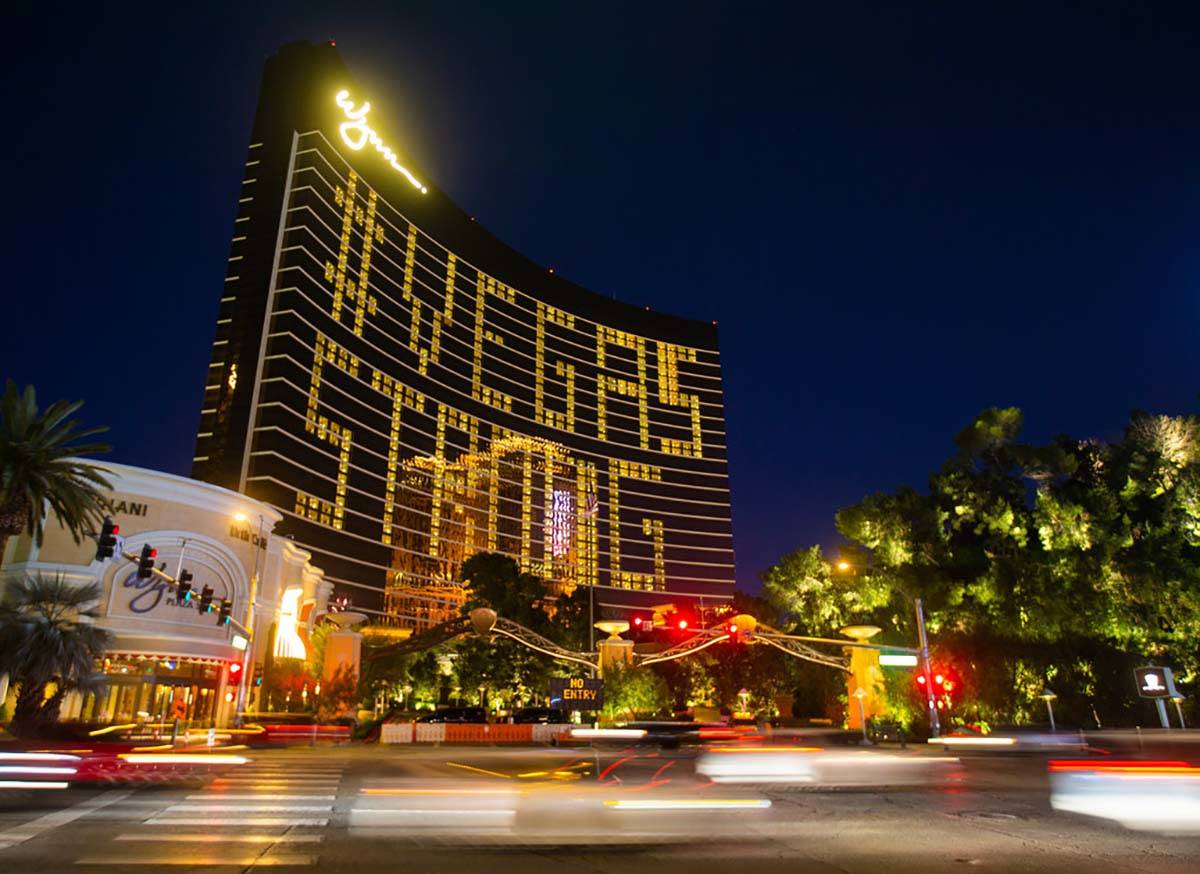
[
  {"x1": 297, "y1": 333, "x2": 358, "y2": 529},
  {"x1": 213, "y1": 130, "x2": 734, "y2": 619},
  {"x1": 607, "y1": 458, "x2": 666, "y2": 591},
  {"x1": 326, "y1": 171, "x2": 382, "y2": 337}
]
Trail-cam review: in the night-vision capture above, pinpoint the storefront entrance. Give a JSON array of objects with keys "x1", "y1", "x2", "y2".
[{"x1": 74, "y1": 656, "x2": 225, "y2": 726}]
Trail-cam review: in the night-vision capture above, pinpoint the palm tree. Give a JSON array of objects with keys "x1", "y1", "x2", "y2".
[
  {"x1": 0, "y1": 574, "x2": 111, "y2": 736},
  {"x1": 0, "y1": 380, "x2": 111, "y2": 561}
]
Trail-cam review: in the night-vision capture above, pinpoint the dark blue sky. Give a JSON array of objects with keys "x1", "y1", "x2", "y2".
[{"x1": 3, "y1": 2, "x2": 1196, "y2": 591}]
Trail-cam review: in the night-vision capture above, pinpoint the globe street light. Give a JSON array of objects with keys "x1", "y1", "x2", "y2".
[
  {"x1": 232, "y1": 511, "x2": 266, "y2": 723},
  {"x1": 1041, "y1": 689, "x2": 1058, "y2": 733}
]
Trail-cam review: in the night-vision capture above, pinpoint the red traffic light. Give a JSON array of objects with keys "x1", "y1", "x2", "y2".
[
  {"x1": 229, "y1": 662, "x2": 242, "y2": 675},
  {"x1": 632, "y1": 616, "x2": 643, "y2": 626},
  {"x1": 111, "y1": 524, "x2": 120, "y2": 536},
  {"x1": 677, "y1": 618, "x2": 689, "y2": 631},
  {"x1": 148, "y1": 548, "x2": 157, "y2": 559},
  {"x1": 728, "y1": 623, "x2": 738, "y2": 634},
  {"x1": 916, "y1": 675, "x2": 927, "y2": 684}
]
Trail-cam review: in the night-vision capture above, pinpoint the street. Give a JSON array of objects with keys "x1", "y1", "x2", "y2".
[{"x1": 0, "y1": 744, "x2": 1196, "y2": 872}]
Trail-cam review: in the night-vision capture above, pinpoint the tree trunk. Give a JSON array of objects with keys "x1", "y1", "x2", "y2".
[
  {"x1": 10, "y1": 681, "x2": 45, "y2": 738},
  {"x1": 0, "y1": 491, "x2": 31, "y2": 567},
  {"x1": 9, "y1": 680, "x2": 68, "y2": 738}
]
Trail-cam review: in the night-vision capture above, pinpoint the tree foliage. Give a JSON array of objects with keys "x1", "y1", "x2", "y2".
[
  {"x1": 601, "y1": 662, "x2": 669, "y2": 723},
  {"x1": 0, "y1": 574, "x2": 111, "y2": 736},
  {"x1": 762, "y1": 407, "x2": 1200, "y2": 728},
  {"x1": 0, "y1": 381, "x2": 112, "y2": 556}
]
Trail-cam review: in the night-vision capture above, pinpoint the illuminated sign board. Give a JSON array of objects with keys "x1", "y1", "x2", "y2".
[
  {"x1": 879, "y1": 652, "x2": 919, "y2": 668},
  {"x1": 335, "y1": 89, "x2": 427, "y2": 194},
  {"x1": 550, "y1": 676, "x2": 604, "y2": 710},
  {"x1": 1134, "y1": 665, "x2": 1179, "y2": 699}
]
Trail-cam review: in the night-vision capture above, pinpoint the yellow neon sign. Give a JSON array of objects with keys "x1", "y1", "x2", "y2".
[{"x1": 335, "y1": 90, "x2": 427, "y2": 194}]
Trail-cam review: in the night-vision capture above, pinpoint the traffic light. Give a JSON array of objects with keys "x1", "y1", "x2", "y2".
[
  {"x1": 217, "y1": 598, "x2": 233, "y2": 626},
  {"x1": 176, "y1": 569, "x2": 194, "y2": 605},
  {"x1": 197, "y1": 585, "x2": 214, "y2": 614},
  {"x1": 253, "y1": 664, "x2": 263, "y2": 687},
  {"x1": 136, "y1": 544, "x2": 157, "y2": 579},
  {"x1": 95, "y1": 518, "x2": 119, "y2": 560},
  {"x1": 228, "y1": 660, "x2": 242, "y2": 678},
  {"x1": 725, "y1": 620, "x2": 741, "y2": 641},
  {"x1": 917, "y1": 666, "x2": 958, "y2": 709}
]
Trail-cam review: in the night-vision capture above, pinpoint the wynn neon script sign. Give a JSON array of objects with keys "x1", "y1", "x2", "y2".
[{"x1": 334, "y1": 89, "x2": 427, "y2": 194}]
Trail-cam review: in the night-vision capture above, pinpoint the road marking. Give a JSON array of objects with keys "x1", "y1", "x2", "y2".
[
  {"x1": 75, "y1": 853, "x2": 318, "y2": 866},
  {"x1": 114, "y1": 834, "x2": 323, "y2": 843},
  {"x1": 184, "y1": 794, "x2": 335, "y2": 801},
  {"x1": 0, "y1": 790, "x2": 132, "y2": 849},
  {"x1": 208, "y1": 781, "x2": 340, "y2": 788},
  {"x1": 162, "y1": 803, "x2": 332, "y2": 813},
  {"x1": 145, "y1": 816, "x2": 329, "y2": 826},
  {"x1": 351, "y1": 808, "x2": 515, "y2": 816}
]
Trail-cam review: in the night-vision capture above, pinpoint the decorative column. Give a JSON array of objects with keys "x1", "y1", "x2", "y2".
[
  {"x1": 594, "y1": 620, "x2": 632, "y2": 677},
  {"x1": 323, "y1": 611, "x2": 368, "y2": 685},
  {"x1": 840, "y1": 625, "x2": 883, "y2": 731}
]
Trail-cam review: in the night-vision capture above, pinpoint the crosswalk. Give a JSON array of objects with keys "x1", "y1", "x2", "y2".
[{"x1": 73, "y1": 755, "x2": 346, "y2": 867}]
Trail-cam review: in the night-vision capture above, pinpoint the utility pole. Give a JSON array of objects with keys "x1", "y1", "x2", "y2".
[{"x1": 914, "y1": 597, "x2": 941, "y2": 738}]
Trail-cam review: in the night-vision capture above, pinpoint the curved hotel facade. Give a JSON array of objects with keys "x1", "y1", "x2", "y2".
[{"x1": 193, "y1": 42, "x2": 735, "y2": 624}]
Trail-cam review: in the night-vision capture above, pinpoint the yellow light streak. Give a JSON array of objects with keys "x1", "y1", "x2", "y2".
[
  {"x1": 445, "y1": 762, "x2": 512, "y2": 779},
  {"x1": 118, "y1": 754, "x2": 248, "y2": 765},
  {"x1": 88, "y1": 723, "x2": 136, "y2": 737}
]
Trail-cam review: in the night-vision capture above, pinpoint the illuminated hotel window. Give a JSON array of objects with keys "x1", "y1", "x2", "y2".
[{"x1": 193, "y1": 43, "x2": 734, "y2": 622}]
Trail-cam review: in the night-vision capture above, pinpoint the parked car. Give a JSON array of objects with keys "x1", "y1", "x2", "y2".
[
  {"x1": 512, "y1": 707, "x2": 567, "y2": 724},
  {"x1": 415, "y1": 707, "x2": 487, "y2": 723}
]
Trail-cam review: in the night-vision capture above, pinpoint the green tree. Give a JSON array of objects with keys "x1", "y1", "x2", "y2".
[
  {"x1": 0, "y1": 574, "x2": 111, "y2": 737},
  {"x1": 601, "y1": 662, "x2": 669, "y2": 723},
  {"x1": 316, "y1": 664, "x2": 361, "y2": 721},
  {"x1": 762, "y1": 406, "x2": 1200, "y2": 729},
  {"x1": 460, "y1": 553, "x2": 549, "y2": 631},
  {"x1": 0, "y1": 381, "x2": 111, "y2": 560}
]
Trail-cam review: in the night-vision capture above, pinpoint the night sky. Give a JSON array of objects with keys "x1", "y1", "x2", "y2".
[{"x1": 4, "y1": 2, "x2": 1196, "y2": 592}]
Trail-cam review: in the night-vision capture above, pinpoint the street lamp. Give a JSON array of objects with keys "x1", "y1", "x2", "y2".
[
  {"x1": 232, "y1": 511, "x2": 266, "y2": 724},
  {"x1": 1171, "y1": 695, "x2": 1187, "y2": 729},
  {"x1": 853, "y1": 687, "x2": 871, "y2": 744},
  {"x1": 1041, "y1": 689, "x2": 1058, "y2": 733}
]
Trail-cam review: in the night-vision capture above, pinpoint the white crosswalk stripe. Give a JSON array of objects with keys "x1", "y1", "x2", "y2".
[{"x1": 70, "y1": 754, "x2": 347, "y2": 866}]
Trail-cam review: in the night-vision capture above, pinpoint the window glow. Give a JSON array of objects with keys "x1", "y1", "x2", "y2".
[
  {"x1": 335, "y1": 90, "x2": 427, "y2": 194},
  {"x1": 273, "y1": 587, "x2": 307, "y2": 660}
]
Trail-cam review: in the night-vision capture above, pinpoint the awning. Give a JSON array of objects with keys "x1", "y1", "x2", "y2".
[{"x1": 103, "y1": 632, "x2": 241, "y2": 663}]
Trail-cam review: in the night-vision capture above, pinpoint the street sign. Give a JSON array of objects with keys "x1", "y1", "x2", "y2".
[
  {"x1": 550, "y1": 677, "x2": 604, "y2": 710},
  {"x1": 879, "y1": 652, "x2": 919, "y2": 668},
  {"x1": 1134, "y1": 666, "x2": 1179, "y2": 699}
]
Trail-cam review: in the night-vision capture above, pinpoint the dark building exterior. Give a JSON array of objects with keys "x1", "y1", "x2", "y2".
[{"x1": 193, "y1": 41, "x2": 735, "y2": 622}]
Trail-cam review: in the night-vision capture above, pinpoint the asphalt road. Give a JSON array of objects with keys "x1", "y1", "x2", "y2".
[{"x1": 0, "y1": 744, "x2": 1197, "y2": 872}]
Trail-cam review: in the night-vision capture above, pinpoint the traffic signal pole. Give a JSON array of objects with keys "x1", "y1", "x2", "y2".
[{"x1": 914, "y1": 597, "x2": 941, "y2": 738}]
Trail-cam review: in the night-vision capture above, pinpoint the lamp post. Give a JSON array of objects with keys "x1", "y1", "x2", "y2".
[
  {"x1": 232, "y1": 511, "x2": 265, "y2": 724},
  {"x1": 853, "y1": 687, "x2": 871, "y2": 744},
  {"x1": 1041, "y1": 689, "x2": 1058, "y2": 733},
  {"x1": 836, "y1": 559, "x2": 940, "y2": 738}
]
